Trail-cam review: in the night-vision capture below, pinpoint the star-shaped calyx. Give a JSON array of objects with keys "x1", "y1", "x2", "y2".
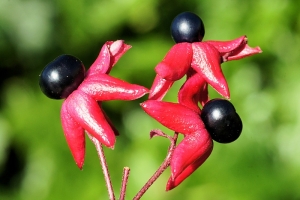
[
  {"x1": 149, "y1": 12, "x2": 262, "y2": 102},
  {"x1": 39, "y1": 40, "x2": 148, "y2": 169}
]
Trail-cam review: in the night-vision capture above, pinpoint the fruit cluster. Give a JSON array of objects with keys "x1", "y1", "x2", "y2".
[{"x1": 39, "y1": 11, "x2": 261, "y2": 191}]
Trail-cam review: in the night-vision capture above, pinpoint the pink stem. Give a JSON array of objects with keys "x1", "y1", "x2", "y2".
[
  {"x1": 89, "y1": 134, "x2": 116, "y2": 200},
  {"x1": 119, "y1": 167, "x2": 130, "y2": 200},
  {"x1": 133, "y1": 132, "x2": 179, "y2": 200}
]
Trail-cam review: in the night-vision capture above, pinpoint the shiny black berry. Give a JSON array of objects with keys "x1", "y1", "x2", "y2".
[
  {"x1": 200, "y1": 99, "x2": 242, "y2": 143},
  {"x1": 171, "y1": 11, "x2": 205, "y2": 43},
  {"x1": 39, "y1": 55, "x2": 85, "y2": 99}
]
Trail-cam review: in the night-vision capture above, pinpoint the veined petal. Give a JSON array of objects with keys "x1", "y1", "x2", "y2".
[
  {"x1": 155, "y1": 43, "x2": 192, "y2": 81},
  {"x1": 106, "y1": 40, "x2": 131, "y2": 68},
  {"x1": 178, "y1": 72, "x2": 206, "y2": 113},
  {"x1": 149, "y1": 74, "x2": 174, "y2": 101},
  {"x1": 61, "y1": 100, "x2": 85, "y2": 169},
  {"x1": 65, "y1": 90, "x2": 116, "y2": 148},
  {"x1": 166, "y1": 140, "x2": 212, "y2": 191},
  {"x1": 78, "y1": 74, "x2": 148, "y2": 101},
  {"x1": 191, "y1": 42, "x2": 230, "y2": 99},
  {"x1": 169, "y1": 130, "x2": 213, "y2": 189},
  {"x1": 141, "y1": 100, "x2": 205, "y2": 134}
]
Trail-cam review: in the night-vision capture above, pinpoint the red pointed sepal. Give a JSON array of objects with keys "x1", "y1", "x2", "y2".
[
  {"x1": 78, "y1": 74, "x2": 149, "y2": 101},
  {"x1": 166, "y1": 130, "x2": 213, "y2": 190},
  {"x1": 155, "y1": 43, "x2": 192, "y2": 81},
  {"x1": 191, "y1": 42, "x2": 230, "y2": 99},
  {"x1": 141, "y1": 100, "x2": 205, "y2": 134},
  {"x1": 61, "y1": 101, "x2": 86, "y2": 169},
  {"x1": 178, "y1": 71, "x2": 207, "y2": 113},
  {"x1": 65, "y1": 90, "x2": 116, "y2": 148}
]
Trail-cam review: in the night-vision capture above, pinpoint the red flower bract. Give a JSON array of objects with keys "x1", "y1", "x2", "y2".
[
  {"x1": 61, "y1": 40, "x2": 149, "y2": 169},
  {"x1": 149, "y1": 35, "x2": 262, "y2": 101},
  {"x1": 141, "y1": 100, "x2": 213, "y2": 190},
  {"x1": 167, "y1": 131, "x2": 213, "y2": 191}
]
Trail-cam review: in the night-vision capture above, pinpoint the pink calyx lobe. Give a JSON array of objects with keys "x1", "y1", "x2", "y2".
[
  {"x1": 149, "y1": 75, "x2": 173, "y2": 101},
  {"x1": 178, "y1": 70, "x2": 208, "y2": 113},
  {"x1": 166, "y1": 130, "x2": 213, "y2": 190},
  {"x1": 65, "y1": 90, "x2": 116, "y2": 148},
  {"x1": 191, "y1": 42, "x2": 229, "y2": 99},
  {"x1": 205, "y1": 35, "x2": 262, "y2": 61},
  {"x1": 141, "y1": 100, "x2": 205, "y2": 134},
  {"x1": 78, "y1": 74, "x2": 148, "y2": 101},
  {"x1": 61, "y1": 101, "x2": 85, "y2": 169},
  {"x1": 155, "y1": 43, "x2": 192, "y2": 81}
]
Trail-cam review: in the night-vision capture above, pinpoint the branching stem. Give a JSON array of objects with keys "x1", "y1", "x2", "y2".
[{"x1": 133, "y1": 131, "x2": 179, "y2": 200}]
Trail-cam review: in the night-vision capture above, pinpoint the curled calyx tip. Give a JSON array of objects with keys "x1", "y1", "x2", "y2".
[
  {"x1": 243, "y1": 35, "x2": 263, "y2": 54},
  {"x1": 256, "y1": 46, "x2": 263, "y2": 53},
  {"x1": 108, "y1": 40, "x2": 131, "y2": 55}
]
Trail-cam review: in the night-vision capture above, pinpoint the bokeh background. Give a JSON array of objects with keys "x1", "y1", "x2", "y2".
[{"x1": 1, "y1": 0, "x2": 300, "y2": 199}]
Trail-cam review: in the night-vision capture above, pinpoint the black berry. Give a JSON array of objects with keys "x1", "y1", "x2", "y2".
[
  {"x1": 171, "y1": 11, "x2": 205, "y2": 43},
  {"x1": 39, "y1": 55, "x2": 85, "y2": 99},
  {"x1": 200, "y1": 99, "x2": 242, "y2": 143}
]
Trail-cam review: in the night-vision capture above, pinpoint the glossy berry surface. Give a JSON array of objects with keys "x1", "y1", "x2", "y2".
[
  {"x1": 39, "y1": 55, "x2": 85, "y2": 99},
  {"x1": 200, "y1": 99, "x2": 242, "y2": 143},
  {"x1": 171, "y1": 11, "x2": 205, "y2": 43}
]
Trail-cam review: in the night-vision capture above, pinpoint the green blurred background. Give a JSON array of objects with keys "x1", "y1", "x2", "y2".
[{"x1": 1, "y1": 0, "x2": 300, "y2": 199}]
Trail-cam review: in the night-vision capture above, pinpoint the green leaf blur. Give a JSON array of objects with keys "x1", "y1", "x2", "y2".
[{"x1": 1, "y1": 0, "x2": 300, "y2": 199}]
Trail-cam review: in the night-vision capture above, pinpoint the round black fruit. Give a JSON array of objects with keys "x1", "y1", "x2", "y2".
[
  {"x1": 171, "y1": 11, "x2": 205, "y2": 43},
  {"x1": 39, "y1": 54, "x2": 85, "y2": 99},
  {"x1": 200, "y1": 99, "x2": 242, "y2": 143}
]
